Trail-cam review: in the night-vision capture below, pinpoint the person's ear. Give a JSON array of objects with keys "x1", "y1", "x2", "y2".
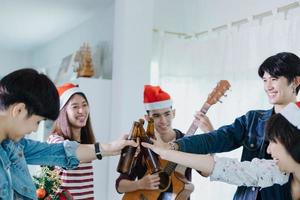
[
  {"x1": 11, "y1": 103, "x2": 26, "y2": 118},
  {"x1": 294, "y1": 76, "x2": 300, "y2": 87},
  {"x1": 172, "y1": 109, "x2": 176, "y2": 119},
  {"x1": 291, "y1": 77, "x2": 300, "y2": 94}
]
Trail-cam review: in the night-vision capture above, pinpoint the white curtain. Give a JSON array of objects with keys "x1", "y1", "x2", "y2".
[{"x1": 151, "y1": 11, "x2": 300, "y2": 200}]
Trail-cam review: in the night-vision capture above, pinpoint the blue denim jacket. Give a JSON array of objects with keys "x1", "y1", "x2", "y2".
[
  {"x1": 0, "y1": 138, "x2": 80, "y2": 200},
  {"x1": 176, "y1": 108, "x2": 291, "y2": 200}
]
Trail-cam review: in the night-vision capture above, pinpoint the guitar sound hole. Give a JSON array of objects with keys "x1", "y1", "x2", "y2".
[{"x1": 158, "y1": 171, "x2": 170, "y2": 191}]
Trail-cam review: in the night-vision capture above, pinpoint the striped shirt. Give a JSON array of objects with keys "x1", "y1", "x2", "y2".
[{"x1": 48, "y1": 134, "x2": 95, "y2": 200}]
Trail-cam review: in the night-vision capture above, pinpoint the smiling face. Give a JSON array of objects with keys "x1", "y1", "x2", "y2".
[
  {"x1": 65, "y1": 94, "x2": 90, "y2": 130},
  {"x1": 267, "y1": 139, "x2": 295, "y2": 173},
  {"x1": 263, "y1": 72, "x2": 296, "y2": 109},
  {"x1": 147, "y1": 107, "x2": 175, "y2": 136}
]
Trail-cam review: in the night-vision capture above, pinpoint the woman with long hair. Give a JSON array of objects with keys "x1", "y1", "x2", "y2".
[{"x1": 48, "y1": 83, "x2": 96, "y2": 200}]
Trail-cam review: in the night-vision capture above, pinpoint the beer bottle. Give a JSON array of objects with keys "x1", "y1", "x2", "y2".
[
  {"x1": 139, "y1": 119, "x2": 160, "y2": 174},
  {"x1": 146, "y1": 117, "x2": 156, "y2": 140},
  {"x1": 117, "y1": 121, "x2": 139, "y2": 174}
]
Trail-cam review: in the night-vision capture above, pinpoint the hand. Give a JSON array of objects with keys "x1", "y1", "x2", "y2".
[
  {"x1": 138, "y1": 174, "x2": 160, "y2": 190},
  {"x1": 101, "y1": 134, "x2": 138, "y2": 156},
  {"x1": 152, "y1": 129, "x2": 170, "y2": 149},
  {"x1": 193, "y1": 111, "x2": 214, "y2": 133},
  {"x1": 141, "y1": 142, "x2": 168, "y2": 159}
]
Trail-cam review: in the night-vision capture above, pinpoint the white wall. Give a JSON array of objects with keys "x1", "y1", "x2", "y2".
[
  {"x1": 26, "y1": 2, "x2": 116, "y2": 199},
  {"x1": 108, "y1": 0, "x2": 153, "y2": 199},
  {"x1": 153, "y1": 0, "x2": 193, "y2": 33},
  {"x1": 0, "y1": 48, "x2": 31, "y2": 77},
  {"x1": 31, "y1": 2, "x2": 114, "y2": 80},
  {"x1": 153, "y1": 0, "x2": 298, "y2": 33},
  {"x1": 192, "y1": 0, "x2": 297, "y2": 32}
]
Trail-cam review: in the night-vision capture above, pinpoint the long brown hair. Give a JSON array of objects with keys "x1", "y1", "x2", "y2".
[{"x1": 52, "y1": 93, "x2": 96, "y2": 144}]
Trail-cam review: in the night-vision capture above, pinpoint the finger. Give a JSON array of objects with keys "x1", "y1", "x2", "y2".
[
  {"x1": 152, "y1": 181, "x2": 160, "y2": 188},
  {"x1": 126, "y1": 140, "x2": 138, "y2": 147},
  {"x1": 194, "y1": 113, "x2": 201, "y2": 120},
  {"x1": 149, "y1": 174, "x2": 159, "y2": 178},
  {"x1": 150, "y1": 185, "x2": 159, "y2": 190},
  {"x1": 151, "y1": 177, "x2": 160, "y2": 182},
  {"x1": 149, "y1": 138, "x2": 156, "y2": 144},
  {"x1": 141, "y1": 142, "x2": 152, "y2": 149},
  {"x1": 194, "y1": 111, "x2": 203, "y2": 116}
]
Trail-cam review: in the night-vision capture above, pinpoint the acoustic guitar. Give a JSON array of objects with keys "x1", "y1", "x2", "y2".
[{"x1": 122, "y1": 80, "x2": 231, "y2": 200}]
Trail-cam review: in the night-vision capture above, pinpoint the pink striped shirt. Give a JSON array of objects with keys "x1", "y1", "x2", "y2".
[{"x1": 48, "y1": 134, "x2": 95, "y2": 200}]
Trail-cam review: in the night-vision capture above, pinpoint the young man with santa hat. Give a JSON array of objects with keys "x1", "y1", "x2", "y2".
[{"x1": 115, "y1": 85, "x2": 213, "y2": 199}]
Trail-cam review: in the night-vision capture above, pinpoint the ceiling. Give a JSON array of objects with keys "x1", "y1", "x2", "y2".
[{"x1": 0, "y1": 0, "x2": 113, "y2": 51}]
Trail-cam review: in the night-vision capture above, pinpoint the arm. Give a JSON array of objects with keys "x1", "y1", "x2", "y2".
[
  {"x1": 142, "y1": 142, "x2": 215, "y2": 175},
  {"x1": 176, "y1": 114, "x2": 249, "y2": 154},
  {"x1": 193, "y1": 111, "x2": 215, "y2": 176},
  {"x1": 210, "y1": 157, "x2": 289, "y2": 188},
  {"x1": 142, "y1": 142, "x2": 289, "y2": 188},
  {"x1": 22, "y1": 135, "x2": 137, "y2": 168}
]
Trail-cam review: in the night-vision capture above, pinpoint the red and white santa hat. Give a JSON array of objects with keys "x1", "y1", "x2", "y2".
[
  {"x1": 144, "y1": 85, "x2": 173, "y2": 110},
  {"x1": 57, "y1": 83, "x2": 83, "y2": 110},
  {"x1": 280, "y1": 102, "x2": 300, "y2": 129}
]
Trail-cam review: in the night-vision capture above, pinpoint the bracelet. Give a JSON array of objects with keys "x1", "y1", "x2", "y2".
[
  {"x1": 168, "y1": 142, "x2": 178, "y2": 150},
  {"x1": 94, "y1": 142, "x2": 102, "y2": 160}
]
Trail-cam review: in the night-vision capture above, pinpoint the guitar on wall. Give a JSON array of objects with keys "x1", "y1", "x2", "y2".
[{"x1": 122, "y1": 80, "x2": 231, "y2": 200}]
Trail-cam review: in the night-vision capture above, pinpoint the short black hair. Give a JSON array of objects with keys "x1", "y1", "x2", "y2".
[
  {"x1": 265, "y1": 113, "x2": 300, "y2": 163},
  {"x1": 0, "y1": 68, "x2": 59, "y2": 120},
  {"x1": 258, "y1": 52, "x2": 300, "y2": 94}
]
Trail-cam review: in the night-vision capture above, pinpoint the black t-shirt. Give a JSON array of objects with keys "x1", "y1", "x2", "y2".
[{"x1": 116, "y1": 129, "x2": 192, "y2": 200}]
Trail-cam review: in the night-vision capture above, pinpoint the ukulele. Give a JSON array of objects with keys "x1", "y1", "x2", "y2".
[{"x1": 122, "y1": 80, "x2": 231, "y2": 200}]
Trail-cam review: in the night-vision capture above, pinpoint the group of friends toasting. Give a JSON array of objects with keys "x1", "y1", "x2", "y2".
[
  {"x1": 115, "y1": 52, "x2": 300, "y2": 200},
  {"x1": 0, "y1": 51, "x2": 299, "y2": 200}
]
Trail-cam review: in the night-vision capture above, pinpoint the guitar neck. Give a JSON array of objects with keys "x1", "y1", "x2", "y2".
[
  {"x1": 185, "y1": 102, "x2": 211, "y2": 136},
  {"x1": 163, "y1": 102, "x2": 211, "y2": 175}
]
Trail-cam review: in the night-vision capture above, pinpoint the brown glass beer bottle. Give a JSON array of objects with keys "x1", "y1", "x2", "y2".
[
  {"x1": 146, "y1": 117, "x2": 156, "y2": 140},
  {"x1": 116, "y1": 121, "x2": 139, "y2": 174},
  {"x1": 139, "y1": 119, "x2": 160, "y2": 174}
]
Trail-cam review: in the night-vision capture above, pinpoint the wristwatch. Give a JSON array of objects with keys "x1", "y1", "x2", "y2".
[{"x1": 94, "y1": 142, "x2": 102, "y2": 160}]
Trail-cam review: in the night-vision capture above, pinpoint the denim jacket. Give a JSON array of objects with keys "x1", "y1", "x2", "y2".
[
  {"x1": 176, "y1": 108, "x2": 291, "y2": 200},
  {"x1": 0, "y1": 138, "x2": 80, "y2": 200}
]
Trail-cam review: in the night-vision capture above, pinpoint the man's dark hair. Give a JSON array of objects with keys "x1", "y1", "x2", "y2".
[
  {"x1": 258, "y1": 52, "x2": 300, "y2": 94},
  {"x1": 0, "y1": 68, "x2": 59, "y2": 120},
  {"x1": 265, "y1": 113, "x2": 300, "y2": 163}
]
